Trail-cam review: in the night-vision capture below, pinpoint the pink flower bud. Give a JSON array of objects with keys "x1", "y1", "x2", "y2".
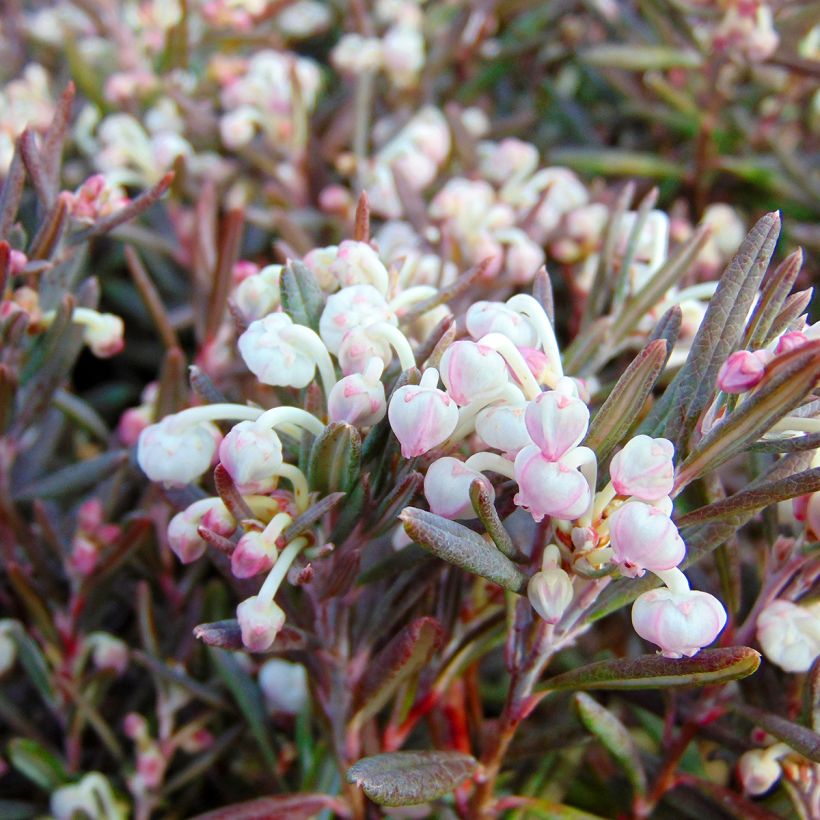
[
  {"x1": 231, "y1": 531, "x2": 277, "y2": 578},
  {"x1": 737, "y1": 749, "x2": 782, "y2": 796},
  {"x1": 329, "y1": 240, "x2": 390, "y2": 292},
  {"x1": 609, "y1": 501, "x2": 686, "y2": 577},
  {"x1": 259, "y1": 658, "x2": 309, "y2": 714},
  {"x1": 218, "y1": 421, "x2": 283, "y2": 486},
  {"x1": 69, "y1": 536, "x2": 100, "y2": 576},
  {"x1": 137, "y1": 418, "x2": 219, "y2": 485},
  {"x1": 475, "y1": 403, "x2": 531, "y2": 455},
  {"x1": 519, "y1": 347, "x2": 553, "y2": 384},
  {"x1": 117, "y1": 405, "x2": 153, "y2": 447},
  {"x1": 423, "y1": 457, "x2": 494, "y2": 519},
  {"x1": 524, "y1": 391, "x2": 589, "y2": 461},
  {"x1": 83, "y1": 313, "x2": 124, "y2": 358},
  {"x1": 439, "y1": 341, "x2": 509, "y2": 406},
  {"x1": 756, "y1": 599, "x2": 820, "y2": 673},
  {"x1": 319, "y1": 284, "x2": 397, "y2": 354},
  {"x1": 465, "y1": 301, "x2": 538, "y2": 348},
  {"x1": 89, "y1": 633, "x2": 129, "y2": 676},
  {"x1": 237, "y1": 595, "x2": 286, "y2": 652},
  {"x1": 327, "y1": 362, "x2": 386, "y2": 427},
  {"x1": 9, "y1": 249, "x2": 27, "y2": 275},
  {"x1": 631, "y1": 587, "x2": 727, "y2": 658},
  {"x1": 528, "y1": 567, "x2": 574, "y2": 624},
  {"x1": 775, "y1": 331, "x2": 808, "y2": 355},
  {"x1": 168, "y1": 499, "x2": 235, "y2": 564},
  {"x1": 807, "y1": 491, "x2": 820, "y2": 539},
  {"x1": 504, "y1": 233, "x2": 546, "y2": 285},
  {"x1": 238, "y1": 312, "x2": 320, "y2": 388},
  {"x1": 610, "y1": 435, "x2": 675, "y2": 501},
  {"x1": 513, "y1": 445, "x2": 591, "y2": 521},
  {"x1": 717, "y1": 350, "x2": 767, "y2": 393},
  {"x1": 388, "y1": 368, "x2": 459, "y2": 458}
]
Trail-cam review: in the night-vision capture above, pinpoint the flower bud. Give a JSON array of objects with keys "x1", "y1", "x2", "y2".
[
  {"x1": 737, "y1": 749, "x2": 782, "y2": 796},
  {"x1": 168, "y1": 498, "x2": 235, "y2": 564},
  {"x1": 631, "y1": 587, "x2": 727, "y2": 658},
  {"x1": 237, "y1": 595, "x2": 286, "y2": 652},
  {"x1": 465, "y1": 301, "x2": 538, "y2": 348},
  {"x1": 231, "y1": 531, "x2": 277, "y2": 579},
  {"x1": 88, "y1": 633, "x2": 129, "y2": 676},
  {"x1": 83, "y1": 312, "x2": 125, "y2": 358},
  {"x1": 302, "y1": 245, "x2": 340, "y2": 291},
  {"x1": 259, "y1": 658, "x2": 309, "y2": 714},
  {"x1": 238, "y1": 312, "x2": 321, "y2": 388},
  {"x1": 475, "y1": 402, "x2": 531, "y2": 455},
  {"x1": 382, "y1": 25, "x2": 425, "y2": 88},
  {"x1": 609, "y1": 501, "x2": 686, "y2": 577},
  {"x1": 717, "y1": 350, "x2": 767, "y2": 393},
  {"x1": 218, "y1": 421, "x2": 283, "y2": 487},
  {"x1": 319, "y1": 284, "x2": 397, "y2": 354},
  {"x1": 439, "y1": 341, "x2": 510, "y2": 406},
  {"x1": 220, "y1": 106, "x2": 258, "y2": 149},
  {"x1": 756, "y1": 599, "x2": 820, "y2": 673},
  {"x1": 338, "y1": 325, "x2": 392, "y2": 375},
  {"x1": 388, "y1": 368, "x2": 459, "y2": 458},
  {"x1": 775, "y1": 331, "x2": 808, "y2": 355},
  {"x1": 513, "y1": 445, "x2": 591, "y2": 521},
  {"x1": 327, "y1": 361, "x2": 387, "y2": 427},
  {"x1": 232, "y1": 265, "x2": 282, "y2": 323},
  {"x1": 528, "y1": 567, "x2": 574, "y2": 624},
  {"x1": 524, "y1": 391, "x2": 589, "y2": 461},
  {"x1": 137, "y1": 418, "x2": 219, "y2": 485},
  {"x1": 329, "y1": 240, "x2": 390, "y2": 293},
  {"x1": 423, "y1": 457, "x2": 494, "y2": 520},
  {"x1": 609, "y1": 435, "x2": 675, "y2": 501}
]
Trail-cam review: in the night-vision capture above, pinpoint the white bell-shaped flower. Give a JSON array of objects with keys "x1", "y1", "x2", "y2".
[
  {"x1": 319, "y1": 284, "x2": 397, "y2": 354},
  {"x1": 524, "y1": 391, "x2": 589, "y2": 461},
  {"x1": 218, "y1": 421, "x2": 283, "y2": 487},
  {"x1": 465, "y1": 301, "x2": 538, "y2": 348},
  {"x1": 608, "y1": 501, "x2": 685, "y2": 577},
  {"x1": 137, "y1": 417, "x2": 219, "y2": 485},
  {"x1": 610, "y1": 435, "x2": 675, "y2": 501},
  {"x1": 259, "y1": 658, "x2": 309, "y2": 714},
  {"x1": 329, "y1": 240, "x2": 390, "y2": 293},
  {"x1": 756, "y1": 599, "x2": 820, "y2": 673},
  {"x1": 439, "y1": 340, "x2": 510, "y2": 406},
  {"x1": 237, "y1": 595, "x2": 286, "y2": 653},
  {"x1": 476, "y1": 403, "x2": 531, "y2": 454},
  {"x1": 327, "y1": 358, "x2": 387, "y2": 427},
  {"x1": 423, "y1": 456, "x2": 494, "y2": 520}
]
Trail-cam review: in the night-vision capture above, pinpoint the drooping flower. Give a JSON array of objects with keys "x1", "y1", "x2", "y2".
[
  {"x1": 438, "y1": 340, "x2": 510, "y2": 406},
  {"x1": 609, "y1": 435, "x2": 675, "y2": 501},
  {"x1": 423, "y1": 457, "x2": 494, "y2": 520},
  {"x1": 137, "y1": 418, "x2": 220, "y2": 485},
  {"x1": 218, "y1": 421, "x2": 284, "y2": 487},
  {"x1": 717, "y1": 350, "x2": 767, "y2": 394},
  {"x1": 513, "y1": 445, "x2": 591, "y2": 521},
  {"x1": 756, "y1": 599, "x2": 820, "y2": 673},
  {"x1": 524, "y1": 390, "x2": 589, "y2": 461},
  {"x1": 608, "y1": 501, "x2": 686, "y2": 577},
  {"x1": 237, "y1": 595, "x2": 286, "y2": 652}
]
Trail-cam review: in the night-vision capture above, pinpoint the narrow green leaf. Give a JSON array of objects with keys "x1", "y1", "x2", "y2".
[
  {"x1": 733, "y1": 704, "x2": 820, "y2": 763},
  {"x1": 581, "y1": 45, "x2": 702, "y2": 70},
  {"x1": 547, "y1": 148, "x2": 685, "y2": 181},
  {"x1": 371, "y1": 470, "x2": 423, "y2": 536},
  {"x1": 280, "y1": 491, "x2": 345, "y2": 544},
  {"x1": 280, "y1": 260, "x2": 323, "y2": 332},
  {"x1": 10, "y1": 626, "x2": 56, "y2": 708},
  {"x1": 585, "y1": 340, "x2": 668, "y2": 462},
  {"x1": 470, "y1": 479, "x2": 520, "y2": 561},
  {"x1": 7, "y1": 567, "x2": 58, "y2": 643},
  {"x1": 7, "y1": 738, "x2": 68, "y2": 791},
  {"x1": 308, "y1": 422, "x2": 361, "y2": 496},
  {"x1": 574, "y1": 693, "x2": 647, "y2": 796},
  {"x1": 353, "y1": 617, "x2": 444, "y2": 722},
  {"x1": 346, "y1": 750, "x2": 477, "y2": 807},
  {"x1": 540, "y1": 648, "x2": 760, "y2": 692},
  {"x1": 14, "y1": 451, "x2": 127, "y2": 501},
  {"x1": 400, "y1": 507, "x2": 527, "y2": 593}
]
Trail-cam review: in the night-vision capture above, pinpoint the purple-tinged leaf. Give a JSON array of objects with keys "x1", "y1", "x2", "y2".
[
  {"x1": 280, "y1": 259, "x2": 324, "y2": 333},
  {"x1": 189, "y1": 364, "x2": 227, "y2": 405},
  {"x1": 400, "y1": 507, "x2": 527, "y2": 593},
  {"x1": 14, "y1": 451, "x2": 127, "y2": 501},
  {"x1": 764, "y1": 288, "x2": 812, "y2": 344},
  {"x1": 574, "y1": 693, "x2": 647, "y2": 796},
  {"x1": 308, "y1": 422, "x2": 361, "y2": 496},
  {"x1": 585, "y1": 339, "x2": 668, "y2": 463},
  {"x1": 28, "y1": 193, "x2": 69, "y2": 260},
  {"x1": 155, "y1": 346, "x2": 187, "y2": 420},
  {"x1": 346, "y1": 750, "x2": 477, "y2": 807},
  {"x1": 539, "y1": 647, "x2": 760, "y2": 692},
  {"x1": 280, "y1": 492, "x2": 345, "y2": 545},
  {"x1": 353, "y1": 617, "x2": 444, "y2": 722},
  {"x1": 401, "y1": 258, "x2": 493, "y2": 324},
  {"x1": 676, "y1": 774, "x2": 782, "y2": 820},
  {"x1": 18, "y1": 129, "x2": 51, "y2": 208},
  {"x1": 806, "y1": 656, "x2": 820, "y2": 732},
  {"x1": 748, "y1": 431, "x2": 820, "y2": 453},
  {"x1": 370, "y1": 470, "x2": 422, "y2": 536},
  {"x1": 733, "y1": 704, "x2": 820, "y2": 763},
  {"x1": 353, "y1": 190, "x2": 370, "y2": 243},
  {"x1": 648, "y1": 304, "x2": 683, "y2": 355},
  {"x1": 42, "y1": 83, "x2": 75, "y2": 199},
  {"x1": 190, "y1": 794, "x2": 348, "y2": 820},
  {"x1": 416, "y1": 312, "x2": 455, "y2": 370},
  {"x1": 0, "y1": 141, "x2": 25, "y2": 238},
  {"x1": 205, "y1": 208, "x2": 243, "y2": 342},
  {"x1": 743, "y1": 248, "x2": 803, "y2": 349},
  {"x1": 125, "y1": 246, "x2": 179, "y2": 350},
  {"x1": 194, "y1": 620, "x2": 243, "y2": 650}
]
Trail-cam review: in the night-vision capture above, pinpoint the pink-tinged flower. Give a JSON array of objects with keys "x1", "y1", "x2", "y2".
[
  {"x1": 388, "y1": 368, "x2": 458, "y2": 457},
  {"x1": 717, "y1": 350, "x2": 767, "y2": 393},
  {"x1": 117, "y1": 405, "x2": 153, "y2": 447},
  {"x1": 519, "y1": 347, "x2": 553, "y2": 384},
  {"x1": 9, "y1": 249, "x2": 27, "y2": 275},
  {"x1": 439, "y1": 340, "x2": 509, "y2": 406},
  {"x1": 231, "y1": 531, "x2": 277, "y2": 579},
  {"x1": 807, "y1": 491, "x2": 820, "y2": 538},
  {"x1": 756, "y1": 599, "x2": 820, "y2": 673},
  {"x1": 259, "y1": 658, "x2": 309, "y2": 714},
  {"x1": 237, "y1": 596, "x2": 286, "y2": 652},
  {"x1": 610, "y1": 435, "x2": 675, "y2": 501},
  {"x1": 137, "y1": 418, "x2": 219, "y2": 485},
  {"x1": 238, "y1": 312, "x2": 319, "y2": 388},
  {"x1": 231, "y1": 265, "x2": 282, "y2": 323},
  {"x1": 465, "y1": 301, "x2": 538, "y2": 348},
  {"x1": 168, "y1": 498, "x2": 235, "y2": 564},
  {"x1": 476, "y1": 403, "x2": 531, "y2": 455},
  {"x1": 524, "y1": 391, "x2": 589, "y2": 461},
  {"x1": 631, "y1": 587, "x2": 727, "y2": 658},
  {"x1": 423, "y1": 457, "x2": 494, "y2": 520},
  {"x1": 329, "y1": 240, "x2": 389, "y2": 293},
  {"x1": 737, "y1": 749, "x2": 783, "y2": 796},
  {"x1": 319, "y1": 284, "x2": 397, "y2": 354},
  {"x1": 528, "y1": 567, "x2": 574, "y2": 624},
  {"x1": 338, "y1": 326, "x2": 391, "y2": 374},
  {"x1": 69, "y1": 536, "x2": 99, "y2": 577},
  {"x1": 513, "y1": 445, "x2": 591, "y2": 521},
  {"x1": 775, "y1": 331, "x2": 808, "y2": 355},
  {"x1": 328, "y1": 361, "x2": 386, "y2": 427},
  {"x1": 218, "y1": 421, "x2": 283, "y2": 487},
  {"x1": 88, "y1": 633, "x2": 129, "y2": 676},
  {"x1": 609, "y1": 501, "x2": 685, "y2": 577},
  {"x1": 82, "y1": 312, "x2": 124, "y2": 358}
]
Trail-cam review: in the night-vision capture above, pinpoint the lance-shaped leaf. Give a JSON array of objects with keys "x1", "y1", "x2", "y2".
[
  {"x1": 14, "y1": 451, "x2": 127, "y2": 501},
  {"x1": 532, "y1": 266, "x2": 555, "y2": 324},
  {"x1": 574, "y1": 693, "x2": 647, "y2": 796},
  {"x1": 675, "y1": 467, "x2": 820, "y2": 527},
  {"x1": 673, "y1": 341, "x2": 820, "y2": 492},
  {"x1": 0, "y1": 139, "x2": 25, "y2": 237},
  {"x1": 539, "y1": 647, "x2": 760, "y2": 692},
  {"x1": 194, "y1": 621, "x2": 307, "y2": 652},
  {"x1": 370, "y1": 470, "x2": 423, "y2": 537},
  {"x1": 7, "y1": 739, "x2": 69, "y2": 792},
  {"x1": 581, "y1": 44, "x2": 702, "y2": 70},
  {"x1": 214, "y1": 464, "x2": 254, "y2": 523},
  {"x1": 401, "y1": 258, "x2": 492, "y2": 324},
  {"x1": 280, "y1": 259, "x2": 324, "y2": 332},
  {"x1": 308, "y1": 422, "x2": 361, "y2": 495},
  {"x1": 648, "y1": 304, "x2": 682, "y2": 353},
  {"x1": 353, "y1": 617, "x2": 444, "y2": 723},
  {"x1": 585, "y1": 340, "x2": 667, "y2": 463},
  {"x1": 733, "y1": 704, "x2": 820, "y2": 764},
  {"x1": 279, "y1": 492, "x2": 345, "y2": 545},
  {"x1": 748, "y1": 431, "x2": 820, "y2": 454},
  {"x1": 400, "y1": 507, "x2": 527, "y2": 593},
  {"x1": 470, "y1": 480, "x2": 520, "y2": 561},
  {"x1": 190, "y1": 794, "x2": 346, "y2": 820},
  {"x1": 765, "y1": 288, "x2": 812, "y2": 344},
  {"x1": 806, "y1": 657, "x2": 820, "y2": 732},
  {"x1": 645, "y1": 212, "x2": 780, "y2": 445},
  {"x1": 612, "y1": 187, "x2": 659, "y2": 312},
  {"x1": 354, "y1": 190, "x2": 370, "y2": 242},
  {"x1": 743, "y1": 248, "x2": 803, "y2": 350},
  {"x1": 346, "y1": 750, "x2": 477, "y2": 807}
]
